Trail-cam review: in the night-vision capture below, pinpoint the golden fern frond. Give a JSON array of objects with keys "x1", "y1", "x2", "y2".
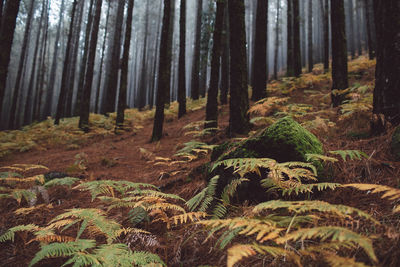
[
  {"x1": 0, "y1": 175, "x2": 45, "y2": 184},
  {"x1": 31, "y1": 234, "x2": 75, "y2": 244},
  {"x1": 253, "y1": 200, "x2": 379, "y2": 224},
  {"x1": 46, "y1": 219, "x2": 77, "y2": 230},
  {"x1": 0, "y1": 164, "x2": 49, "y2": 173},
  {"x1": 170, "y1": 212, "x2": 208, "y2": 226},
  {"x1": 281, "y1": 183, "x2": 342, "y2": 196},
  {"x1": 15, "y1": 204, "x2": 53, "y2": 215},
  {"x1": 114, "y1": 227, "x2": 150, "y2": 237},
  {"x1": 145, "y1": 202, "x2": 186, "y2": 213},
  {"x1": 306, "y1": 153, "x2": 339, "y2": 163},
  {"x1": 344, "y1": 184, "x2": 400, "y2": 201},
  {"x1": 227, "y1": 244, "x2": 257, "y2": 267},
  {"x1": 324, "y1": 253, "x2": 370, "y2": 267},
  {"x1": 276, "y1": 227, "x2": 377, "y2": 263},
  {"x1": 0, "y1": 224, "x2": 40, "y2": 242},
  {"x1": 252, "y1": 243, "x2": 301, "y2": 266}
]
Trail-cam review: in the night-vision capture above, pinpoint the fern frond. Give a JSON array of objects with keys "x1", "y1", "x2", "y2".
[
  {"x1": 276, "y1": 227, "x2": 377, "y2": 263},
  {"x1": 132, "y1": 251, "x2": 166, "y2": 266},
  {"x1": 0, "y1": 224, "x2": 40, "y2": 242},
  {"x1": 306, "y1": 153, "x2": 339, "y2": 163},
  {"x1": 186, "y1": 187, "x2": 207, "y2": 211},
  {"x1": 329, "y1": 150, "x2": 368, "y2": 161},
  {"x1": 227, "y1": 244, "x2": 257, "y2": 267},
  {"x1": 344, "y1": 183, "x2": 400, "y2": 201},
  {"x1": 324, "y1": 253, "x2": 370, "y2": 267},
  {"x1": 281, "y1": 183, "x2": 342, "y2": 196},
  {"x1": 15, "y1": 204, "x2": 53, "y2": 215},
  {"x1": 170, "y1": 212, "x2": 208, "y2": 226},
  {"x1": 44, "y1": 177, "x2": 80, "y2": 188}
]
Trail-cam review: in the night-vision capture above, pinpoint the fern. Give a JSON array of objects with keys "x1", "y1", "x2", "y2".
[
  {"x1": 0, "y1": 224, "x2": 40, "y2": 242},
  {"x1": 186, "y1": 175, "x2": 219, "y2": 212},
  {"x1": 343, "y1": 183, "x2": 400, "y2": 201},
  {"x1": 281, "y1": 183, "x2": 342, "y2": 196},
  {"x1": 44, "y1": 177, "x2": 80, "y2": 188},
  {"x1": 132, "y1": 251, "x2": 166, "y2": 266},
  {"x1": 324, "y1": 253, "x2": 370, "y2": 267},
  {"x1": 305, "y1": 153, "x2": 339, "y2": 163},
  {"x1": 329, "y1": 150, "x2": 368, "y2": 161}
]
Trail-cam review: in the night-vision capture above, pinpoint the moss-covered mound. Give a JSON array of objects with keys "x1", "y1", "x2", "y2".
[
  {"x1": 391, "y1": 126, "x2": 400, "y2": 161},
  {"x1": 209, "y1": 116, "x2": 324, "y2": 202}
]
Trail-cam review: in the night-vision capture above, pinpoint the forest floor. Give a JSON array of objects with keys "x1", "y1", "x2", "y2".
[{"x1": 1, "y1": 56, "x2": 400, "y2": 267}]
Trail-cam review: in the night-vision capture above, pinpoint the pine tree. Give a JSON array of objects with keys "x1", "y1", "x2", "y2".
[
  {"x1": 293, "y1": 0, "x2": 302, "y2": 77},
  {"x1": 191, "y1": 0, "x2": 203, "y2": 100},
  {"x1": 286, "y1": 0, "x2": 294, "y2": 76},
  {"x1": 178, "y1": 0, "x2": 187, "y2": 118},
  {"x1": 308, "y1": 0, "x2": 313, "y2": 73}
]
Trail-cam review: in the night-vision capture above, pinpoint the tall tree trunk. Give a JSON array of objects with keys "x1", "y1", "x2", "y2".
[
  {"x1": 330, "y1": 0, "x2": 348, "y2": 107},
  {"x1": 55, "y1": 0, "x2": 79, "y2": 125},
  {"x1": 166, "y1": 0, "x2": 176, "y2": 103},
  {"x1": 347, "y1": 0, "x2": 356, "y2": 59},
  {"x1": 151, "y1": 0, "x2": 172, "y2": 142},
  {"x1": 191, "y1": 0, "x2": 203, "y2": 100},
  {"x1": 116, "y1": 0, "x2": 135, "y2": 127},
  {"x1": 252, "y1": 0, "x2": 268, "y2": 101},
  {"x1": 103, "y1": 0, "x2": 124, "y2": 114},
  {"x1": 293, "y1": 0, "x2": 302, "y2": 77},
  {"x1": 364, "y1": 0, "x2": 375, "y2": 59},
  {"x1": 355, "y1": 0, "x2": 363, "y2": 56},
  {"x1": 95, "y1": 1, "x2": 111, "y2": 114},
  {"x1": 205, "y1": 0, "x2": 225, "y2": 129},
  {"x1": 178, "y1": 0, "x2": 186, "y2": 118},
  {"x1": 308, "y1": 0, "x2": 313, "y2": 72},
  {"x1": 138, "y1": 0, "x2": 150, "y2": 110},
  {"x1": 228, "y1": 0, "x2": 250, "y2": 135},
  {"x1": 43, "y1": 0, "x2": 65, "y2": 119},
  {"x1": 0, "y1": 0, "x2": 4, "y2": 30},
  {"x1": 286, "y1": 0, "x2": 294, "y2": 76},
  {"x1": 9, "y1": 0, "x2": 36, "y2": 129},
  {"x1": 371, "y1": 0, "x2": 400, "y2": 132},
  {"x1": 79, "y1": 0, "x2": 103, "y2": 131},
  {"x1": 74, "y1": 0, "x2": 95, "y2": 116},
  {"x1": 273, "y1": 0, "x2": 280, "y2": 80},
  {"x1": 219, "y1": 2, "x2": 229, "y2": 105},
  {"x1": 322, "y1": 0, "x2": 329, "y2": 72}
]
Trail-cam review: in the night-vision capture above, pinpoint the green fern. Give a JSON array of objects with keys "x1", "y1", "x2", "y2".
[
  {"x1": 329, "y1": 150, "x2": 368, "y2": 161},
  {"x1": 44, "y1": 177, "x2": 80, "y2": 188},
  {"x1": 0, "y1": 224, "x2": 40, "y2": 242},
  {"x1": 281, "y1": 182, "x2": 342, "y2": 196}
]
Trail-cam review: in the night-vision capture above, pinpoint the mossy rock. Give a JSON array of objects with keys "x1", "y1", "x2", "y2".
[
  {"x1": 391, "y1": 126, "x2": 400, "y2": 161},
  {"x1": 209, "y1": 116, "x2": 324, "y2": 202}
]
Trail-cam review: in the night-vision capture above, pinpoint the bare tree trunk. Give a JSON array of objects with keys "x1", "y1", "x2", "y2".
[
  {"x1": 55, "y1": 0, "x2": 79, "y2": 125},
  {"x1": 364, "y1": 0, "x2": 375, "y2": 59},
  {"x1": 190, "y1": 0, "x2": 203, "y2": 100},
  {"x1": 178, "y1": 0, "x2": 186, "y2": 118},
  {"x1": 79, "y1": 0, "x2": 103, "y2": 131},
  {"x1": 322, "y1": 0, "x2": 330, "y2": 72},
  {"x1": 116, "y1": 0, "x2": 135, "y2": 127},
  {"x1": 293, "y1": 0, "x2": 302, "y2": 77},
  {"x1": 273, "y1": 0, "x2": 280, "y2": 80},
  {"x1": 286, "y1": 0, "x2": 294, "y2": 76},
  {"x1": 220, "y1": 2, "x2": 229, "y2": 105},
  {"x1": 138, "y1": 0, "x2": 150, "y2": 110},
  {"x1": 308, "y1": 0, "x2": 313, "y2": 72}
]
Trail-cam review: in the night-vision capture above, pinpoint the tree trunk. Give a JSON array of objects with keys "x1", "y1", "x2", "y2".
[
  {"x1": 79, "y1": 0, "x2": 103, "y2": 131},
  {"x1": 205, "y1": 0, "x2": 225, "y2": 129},
  {"x1": 371, "y1": 0, "x2": 400, "y2": 132},
  {"x1": 322, "y1": 0, "x2": 329, "y2": 72},
  {"x1": 348, "y1": 0, "x2": 356, "y2": 59},
  {"x1": 0, "y1": 0, "x2": 21, "y2": 120},
  {"x1": 9, "y1": 0, "x2": 36, "y2": 129},
  {"x1": 330, "y1": 0, "x2": 348, "y2": 107},
  {"x1": 308, "y1": 0, "x2": 313, "y2": 72},
  {"x1": 364, "y1": 0, "x2": 375, "y2": 59},
  {"x1": 286, "y1": 0, "x2": 294, "y2": 76},
  {"x1": 252, "y1": 0, "x2": 268, "y2": 101},
  {"x1": 178, "y1": 0, "x2": 186, "y2": 118},
  {"x1": 151, "y1": 0, "x2": 172, "y2": 142},
  {"x1": 138, "y1": 0, "x2": 150, "y2": 110},
  {"x1": 228, "y1": 0, "x2": 250, "y2": 135},
  {"x1": 273, "y1": 0, "x2": 280, "y2": 80},
  {"x1": 190, "y1": 0, "x2": 203, "y2": 100},
  {"x1": 43, "y1": 0, "x2": 65, "y2": 119},
  {"x1": 293, "y1": 0, "x2": 302, "y2": 77},
  {"x1": 116, "y1": 0, "x2": 135, "y2": 127},
  {"x1": 355, "y1": 0, "x2": 363, "y2": 56},
  {"x1": 219, "y1": 2, "x2": 229, "y2": 105},
  {"x1": 166, "y1": 0, "x2": 176, "y2": 103},
  {"x1": 55, "y1": 0, "x2": 79, "y2": 125}
]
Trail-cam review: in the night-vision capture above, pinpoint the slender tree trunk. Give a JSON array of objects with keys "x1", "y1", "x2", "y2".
[
  {"x1": 293, "y1": 0, "x2": 302, "y2": 77},
  {"x1": 74, "y1": 0, "x2": 95, "y2": 116},
  {"x1": 9, "y1": 0, "x2": 36, "y2": 129},
  {"x1": 219, "y1": 2, "x2": 229, "y2": 105},
  {"x1": 348, "y1": 0, "x2": 356, "y2": 59},
  {"x1": 116, "y1": 0, "x2": 135, "y2": 127},
  {"x1": 0, "y1": 0, "x2": 4, "y2": 30},
  {"x1": 166, "y1": 0, "x2": 176, "y2": 103},
  {"x1": 273, "y1": 0, "x2": 280, "y2": 80},
  {"x1": 103, "y1": 0, "x2": 124, "y2": 114},
  {"x1": 286, "y1": 0, "x2": 294, "y2": 76},
  {"x1": 151, "y1": 0, "x2": 172, "y2": 142},
  {"x1": 322, "y1": 0, "x2": 330, "y2": 72},
  {"x1": 252, "y1": 0, "x2": 268, "y2": 101},
  {"x1": 150, "y1": 1, "x2": 163, "y2": 109},
  {"x1": 95, "y1": 1, "x2": 111, "y2": 114},
  {"x1": 191, "y1": 0, "x2": 203, "y2": 100},
  {"x1": 205, "y1": 0, "x2": 225, "y2": 129},
  {"x1": 138, "y1": 0, "x2": 150, "y2": 110},
  {"x1": 43, "y1": 0, "x2": 65, "y2": 119},
  {"x1": 55, "y1": 0, "x2": 79, "y2": 125},
  {"x1": 364, "y1": 0, "x2": 375, "y2": 59},
  {"x1": 371, "y1": 0, "x2": 400, "y2": 132},
  {"x1": 228, "y1": 0, "x2": 250, "y2": 136},
  {"x1": 178, "y1": 0, "x2": 186, "y2": 118},
  {"x1": 355, "y1": 0, "x2": 363, "y2": 56},
  {"x1": 79, "y1": 0, "x2": 103, "y2": 131},
  {"x1": 330, "y1": 0, "x2": 348, "y2": 107},
  {"x1": 308, "y1": 0, "x2": 313, "y2": 72}
]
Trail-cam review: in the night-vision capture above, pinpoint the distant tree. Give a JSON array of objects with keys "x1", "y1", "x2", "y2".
[
  {"x1": 273, "y1": 0, "x2": 281, "y2": 80},
  {"x1": 42, "y1": 0, "x2": 65, "y2": 119},
  {"x1": 371, "y1": 0, "x2": 400, "y2": 133},
  {"x1": 252, "y1": 0, "x2": 268, "y2": 101},
  {"x1": 347, "y1": 0, "x2": 356, "y2": 59},
  {"x1": 103, "y1": 0, "x2": 125, "y2": 114},
  {"x1": 330, "y1": 0, "x2": 348, "y2": 107},
  {"x1": 228, "y1": 0, "x2": 250, "y2": 135},
  {"x1": 363, "y1": 0, "x2": 375, "y2": 59},
  {"x1": 137, "y1": 0, "x2": 150, "y2": 110},
  {"x1": 55, "y1": 0, "x2": 79, "y2": 125},
  {"x1": 286, "y1": 0, "x2": 294, "y2": 76},
  {"x1": 151, "y1": 0, "x2": 172, "y2": 142},
  {"x1": 191, "y1": 0, "x2": 203, "y2": 100},
  {"x1": 205, "y1": 0, "x2": 225, "y2": 129},
  {"x1": 307, "y1": 0, "x2": 313, "y2": 73},
  {"x1": 78, "y1": 0, "x2": 103, "y2": 131},
  {"x1": 116, "y1": 0, "x2": 135, "y2": 128},
  {"x1": 355, "y1": 0, "x2": 363, "y2": 56},
  {"x1": 219, "y1": 3, "x2": 230, "y2": 105},
  {"x1": 322, "y1": 0, "x2": 330, "y2": 72},
  {"x1": 178, "y1": 0, "x2": 187, "y2": 118},
  {"x1": 0, "y1": 0, "x2": 21, "y2": 120},
  {"x1": 0, "y1": 0, "x2": 4, "y2": 30},
  {"x1": 293, "y1": 0, "x2": 302, "y2": 77},
  {"x1": 9, "y1": 0, "x2": 36, "y2": 129}
]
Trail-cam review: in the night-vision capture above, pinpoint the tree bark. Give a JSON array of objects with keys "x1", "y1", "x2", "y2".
[
  {"x1": 330, "y1": 0, "x2": 348, "y2": 107},
  {"x1": 364, "y1": 0, "x2": 375, "y2": 59},
  {"x1": 178, "y1": 0, "x2": 187, "y2": 118},
  {"x1": 322, "y1": 0, "x2": 330, "y2": 72},
  {"x1": 293, "y1": 0, "x2": 302, "y2": 77},
  {"x1": 228, "y1": 0, "x2": 250, "y2": 135},
  {"x1": 273, "y1": 0, "x2": 280, "y2": 80},
  {"x1": 286, "y1": 0, "x2": 294, "y2": 76},
  {"x1": 252, "y1": 0, "x2": 268, "y2": 101},
  {"x1": 151, "y1": 0, "x2": 172, "y2": 142},
  {"x1": 219, "y1": 2, "x2": 229, "y2": 105},
  {"x1": 308, "y1": 0, "x2": 313, "y2": 72},
  {"x1": 190, "y1": 0, "x2": 203, "y2": 100},
  {"x1": 205, "y1": 0, "x2": 225, "y2": 129},
  {"x1": 79, "y1": 0, "x2": 103, "y2": 131},
  {"x1": 116, "y1": 0, "x2": 135, "y2": 127}
]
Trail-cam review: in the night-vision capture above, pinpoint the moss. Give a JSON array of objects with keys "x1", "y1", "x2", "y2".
[{"x1": 391, "y1": 126, "x2": 400, "y2": 161}]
